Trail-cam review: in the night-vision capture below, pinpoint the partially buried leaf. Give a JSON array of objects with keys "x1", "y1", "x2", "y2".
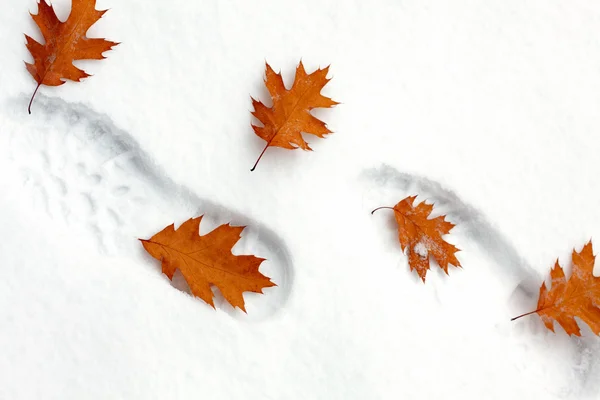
[
  {"x1": 25, "y1": 0, "x2": 118, "y2": 114},
  {"x1": 372, "y1": 196, "x2": 461, "y2": 282},
  {"x1": 512, "y1": 241, "x2": 600, "y2": 336},
  {"x1": 140, "y1": 217, "x2": 275, "y2": 312},
  {"x1": 250, "y1": 61, "x2": 338, "y2": 171}
]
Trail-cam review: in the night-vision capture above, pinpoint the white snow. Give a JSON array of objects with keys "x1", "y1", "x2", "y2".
[
  {"x1": 2, "y1": 0, "x2": 600, "y2": 399},
  {"x1": 413, "y1": 241, "x2": 428, "y2": 258}
]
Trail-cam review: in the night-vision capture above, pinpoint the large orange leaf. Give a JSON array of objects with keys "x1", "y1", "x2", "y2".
[
  {"x1": 25, "y1": 0, "x2": 118, "y2": 113},
  {"x1": 140, "y1": 217, "x2": 275, "y2": 312},
  {"x1": 512, "y1": 241, "x2": 600, "y2": 336},
  {"x1": 250, "y1": 61, "x2": 338, "y2": 171},
  {"x1": 372, "y1": 196, "x2": 461, "y2": 282}
]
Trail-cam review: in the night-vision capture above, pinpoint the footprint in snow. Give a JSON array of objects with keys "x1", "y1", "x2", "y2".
[
  {"x1": 360, "y1": 164, "x2": 540, "y2": 293},
  {"x1": 359, "y1": 164, "x2": 600, "y2": 399},
  {"x1": 0, "y1": 94, "x2": 293, "y2": 322}
]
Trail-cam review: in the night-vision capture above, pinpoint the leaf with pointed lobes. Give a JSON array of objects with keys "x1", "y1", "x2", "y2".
[
  {"x1": 512, "y1": 241, "x2": 600, "y2": 336},
  {"x1": 140, "y1": 217, "x2": 276, "y2": 312},
  {"x1": 25, "y1": 0, "x2": 118, "y2": 113},
  {"x1": 372, "y1": 196, "x2": 461, "y2": 282},
  {"x1": 250, "y1": 61, "x2": 338, "y2": 171}
]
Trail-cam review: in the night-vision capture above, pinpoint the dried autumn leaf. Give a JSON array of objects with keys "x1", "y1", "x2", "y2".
[
  {"x1": 25, "y1": 0, "x2": 118, "y2": 114},
  {"x1": 140, "y1": 217, "x2": 275, "y2": 312},
  {"x1": 512, "y1": 241, "x2": 600, "y2": 336},
  {"x1": 372, "y1": 196, "x2": 461, "y2": 282},
  {"x1": 250, "y1": 61, "x2": 338, "y2": 171}
]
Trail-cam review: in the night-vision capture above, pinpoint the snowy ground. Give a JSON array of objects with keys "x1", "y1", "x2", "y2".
[{"x1": 2, "y1": 0, "x2": 600, "y2": 398}]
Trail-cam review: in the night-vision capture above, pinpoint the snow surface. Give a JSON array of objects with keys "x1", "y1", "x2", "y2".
[
  {"x1": 413, "y1": 241, "x2": 428, "y2": 259},
  {"x1": 2, "y1": 0, "x2": 600, "y2": 398}
]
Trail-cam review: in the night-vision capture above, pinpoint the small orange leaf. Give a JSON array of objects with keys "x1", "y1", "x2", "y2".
[
  {"x1": 250, "y1": 61, "x2": 338, "y2": 171},
  {"x1": 140, "y1": 217, "x2": 275, "y2": 312},
  {"x1": 372, "y1": 196, "x2": 461, "y2": 282},
  {"x1": 512, "y1": 241, "x2": 600, "y2": 336},
  {"x1": 25, "y1": 0, "x2": 118, "y2": 113}
]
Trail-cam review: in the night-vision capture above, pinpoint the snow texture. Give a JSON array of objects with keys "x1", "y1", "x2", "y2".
[
  {"x1": 413, "y1": 241, "x2": 429, "y2": 258},
  {"x1": 2, "y1": 0, "x2": 600, "y2": 399}
]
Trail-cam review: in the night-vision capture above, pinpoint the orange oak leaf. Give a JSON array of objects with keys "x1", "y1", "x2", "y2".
[
  {"x1": 140, "y1": 217, "x2": 275, "y2": 312},
  {"x1": 372, "y1": 196, "x2": 461, "y2": 282},
  {"x1": 25, "y1": 0, "x2": 118, "y2": 114},
  {"x1": 512, "y1": 241, "x2": 600, "y2": 336},
  {"x1": 250, "y1": 61, "x2": 338, "y2": 171}
]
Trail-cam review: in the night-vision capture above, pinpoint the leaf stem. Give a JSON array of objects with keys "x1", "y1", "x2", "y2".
[
  {"x1": 511, "y1": 310, "x2": 538, "y2": 321},
  {"x1": 28, "y1": 83, "x2": 42, "y2": 115},
  {"x1": 371, "y1": 206, "x2": 395, "y2": 215},
  {"x1": 251, "y1": 142, "x2": 270, "y2": 171}
]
